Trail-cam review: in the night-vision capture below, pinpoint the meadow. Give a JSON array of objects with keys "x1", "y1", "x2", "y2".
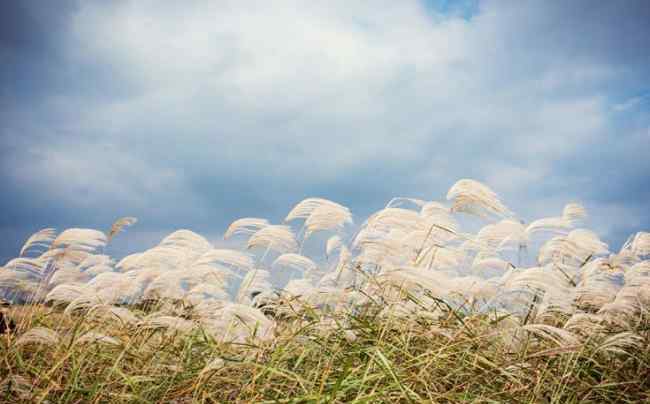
[{"x1": 1, "y1": 179, "x2": 648, "y2": 403}]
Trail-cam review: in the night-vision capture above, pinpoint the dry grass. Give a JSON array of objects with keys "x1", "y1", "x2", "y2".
[
  {"x1": 1, "y1": 298, "x2": 649, "y2": 403},
  {"x1": 2, "y1": 179, "x2": 650, "y2": 402}
]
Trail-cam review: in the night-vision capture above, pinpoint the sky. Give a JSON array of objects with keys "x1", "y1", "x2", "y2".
[{"x1": 1, "y1": 0, "x2": 649, "y2": 263}]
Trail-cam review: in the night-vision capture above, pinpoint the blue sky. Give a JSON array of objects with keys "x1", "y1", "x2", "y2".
[{"x1": 1, "y1": 0, "x2": 649, "y2": 263}]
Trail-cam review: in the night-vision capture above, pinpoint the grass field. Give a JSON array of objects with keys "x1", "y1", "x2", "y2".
[
  {"x1": 1, "y1": 179, "x2": 649, "y2": 402},
  {"x1": 1, "y1": 298, "x2": 649, "y2": 403}
]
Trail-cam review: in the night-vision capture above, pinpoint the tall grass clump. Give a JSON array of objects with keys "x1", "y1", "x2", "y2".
[{"x1": 1, "y1": 179, "x2": 649, "y2": 402}]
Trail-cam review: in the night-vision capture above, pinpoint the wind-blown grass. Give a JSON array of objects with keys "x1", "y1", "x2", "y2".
[
  {"x1": 1, "y1": 178, "x2": 649, "y2": 402},
  {"x1": 1, "y1": 297, "x2": 648, "y2": 403}
]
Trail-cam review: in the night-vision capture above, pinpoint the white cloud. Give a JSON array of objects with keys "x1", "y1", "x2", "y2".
[{"x1": 62, "y1": 1, "x2": 607, "y2": 173}]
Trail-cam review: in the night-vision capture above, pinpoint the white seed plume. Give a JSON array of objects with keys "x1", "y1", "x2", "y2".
[
  {"x1": 595, "y1": 332, "x2": 644, "y2": 356},
  {"x1": 378, "y1": 267, "x2": 454, "y2": 298},
  {"x1": 385, "y1": 197, "x2": 427, "y2": 210},
  {"x1": 141, "y1": 315, "x2": 195, "y2": 333},
  {"x1": 419, "y1": 246, "x2": 466, "y2": 271},
  {"x1": 16, "y1": 327, "x2": 61, "y2": 346},
  {"x1": 608, "y1": 250, "x2": 639, "y2": 269},
  {"x1": 247, "y1": 225, "x2": 298, "y2": 253},
  {"x1": 224, "y1": 217, "x2": 269, "y2": 239},
  {"x1": 522, "y1": 324, "x2": 580, "y2": 347},
  {"x1": 20, "y1": 228, "x2": 57, "y2": 257},
  {"x1": 76, "y1": 332, "x2": 121, "y2": 346},
  {"x1": 64, "y1": 293, "x2": 105, "y2": 316},
  {"x1": 420, "y1": 201, "x2": 450, "y2": 218},
  {"x1": 186, "y1": 283, "x2": 230, "y2": 306},
  {"x1": 505, "y1": 266, "x2": 572, "y2": 296},
  {"x1": 285, "y1": 198, "x2": 350, "y2": 223},
  {"x1": 284, "y1": 278, "x2": 314, "y2": 297},
  {"x1": 203, "y1": 303, "x2": 275, "y2": 342},
  {"x1": 597, "y1": 301, "x2": 639, "y2": 329},
  {"x1": 236, "y1": 269, "x2": 272, "y2": 304},
  {"x1": 159, "y1": 229, "x2": 212, "y2": 255},
  {"x1": 472, "y1": 255, "x2": 512, "y2": 274},
  {"x1": 115, "y1": 253, "x2": 143, "y2": 272},
  {"x1": 87, "y1": 272, "x2": 143, "y2": 304},
  {"x1": 273, "y1": 253, "x2": 318, "y2": 273},
  {"x1": 446, "y1": 179, "x2": 513, "y2": 218},
  {"x1": 354, "y1": 229, "x2": 409, "y2": 268},
  {"x1": 476, "y1": 220, "x2": 527, "y2": 251},
  {"x1": 625, "y1": 261, "x2": 650, "y2": 283},
  {"x1": 48, "y1": 266, "x2": 91, "y2": 288},
  {"x1": 622, "y1": 232, "x2": 650, "y2": 257},
  {"x1": 131, "y1": 246, "x2": 192, "y2": 273},
  {"x1": 574, "y1": 259, "x2": 622, "y2": 311},
  {"x1": 87, "y1": 305, "x2": 140, "y2": 326},
  {"x1": 77, "y1": 254, "x2": 114, "y2": 272},
  {"x1": 304, "y1": 204, "x2": 353, "y2": 237},
  {"x1": 46, "y1": 283, "x2": 91, "y2": 304},
  {"x1": 194, "y1": 249, "x2": 255, "y2": 273},
  {"x1": 526, "y1": 217, "x2": 572, "y2": 238},
  {"x1": 4, "y1": 257, "x2": 48, "y2": 277},
  {"x1": 366, "y1": 208, "x2": 422, "y2": 234},
  {"x1": 52, "y1": 228, "x2": 108, "y2": 253},
  {"x1": 562, "y1": 203, "x2": 587, "y2": 225},
  {"x1": 538, "y1": 230, "x2": 608, "y2": 267},
  {"x1": 568, "y1": 229, "x2": 609, "y2": 256},
  {"x1": 564, "y1": 313, "x2": 607, "y2": 336}
]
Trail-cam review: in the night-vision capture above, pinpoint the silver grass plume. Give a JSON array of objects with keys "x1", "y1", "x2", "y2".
[
  {"x1": 285, "y1": 197, "x2": 351, "y2": 223},
  {"x1": 159, "y1": 229, "x2": 212, "y2": 255},
  {"x1": 224, "y1": 217, "x2": 269, "y2": 239},
  {"x1": 594, "y1": 332, "x2": 644, "y2": 356},
  {"x1": 304, "y1": 203, "x2": 353, "y2": 238},
  {"x1": 476, "y1": 219, "x2": 527, "y2": 251},
  {"x1": 16, "y1": 327, "x2": 61, "y2": 346},
  {"x1": 622, "y1": 232, "x2": 650, "y2": 257},
  {"x1": 247, "y1": 225, "x2": 298, "y2": 254},
  {"x1": 52, "y1": 228, "x2": 108, "y2": 254},
  {"x1": 562, "y1": 203, "x2": 587, "y2": 226},
  {"x1": 19, "y1": 228, "x2": 57, "y2": 257},
  {"x1": 446, "y1": 179, "x2": 514, "y2": 219},
  {"x1": 420, "y1": 201, "x2": 450, "y2": 218},
  {"x1": 525, "y1": 217, "x2": 572, "y2": 238},
  {"x1": 385, "y1": 197, "x2": 427, "y2": 209},
  {"x1": 76, "y1": 332, "x2": 121, "y2": 346},
  {"x1": 140, "y1": 314, "x2": 196, "y2": 333},
  {"x1": 194, "y1": 249, "x2": 255, "y2": 273},
  {"x1": 273, "y1": 253, "x2": 318, "y2": 273},
  {"x1": 235, "y1": 269, "x2": 272, "y2": 304},
  {"x1": 521, "y1": 324, "x2": 581, "y2": 347}
]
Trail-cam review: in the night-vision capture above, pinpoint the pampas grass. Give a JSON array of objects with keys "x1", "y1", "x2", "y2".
[
  {"x1": 1, "y1": 179, "x2": 649, "y2": 402},
  {"x1": 247, "y1": 225, "x2": 298, "y2": 254},
  {"x1": 19, "y1": 228, "x2": 56, "y2": 257},
  {"x1": 447, "y1": 178, "x2": 514, "y2": 218},
  {"x1": 224, "y1": 217, "x2": 269, "y2": 239},
  {"x1": 15, "y1": 327, "x2": 61, "y2": 346}
]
